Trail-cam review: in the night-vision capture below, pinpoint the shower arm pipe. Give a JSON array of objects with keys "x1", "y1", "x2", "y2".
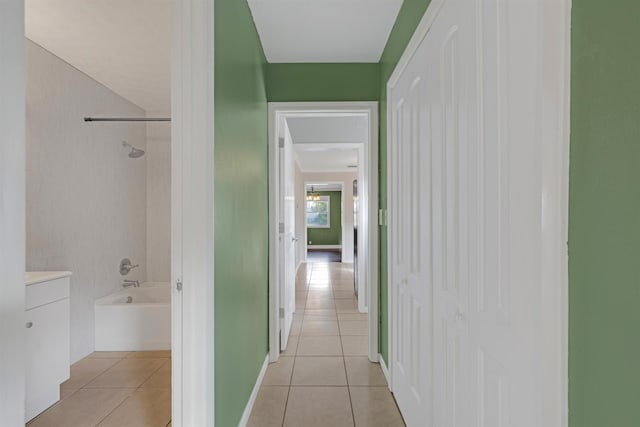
[{"x1": 84, "y1": 117, "x2": 171, "y2": 122}]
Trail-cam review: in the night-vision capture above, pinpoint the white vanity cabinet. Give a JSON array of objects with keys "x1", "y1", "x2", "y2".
[{"x1": 24, "y1": 272, "x2": 71, "y2": 422}]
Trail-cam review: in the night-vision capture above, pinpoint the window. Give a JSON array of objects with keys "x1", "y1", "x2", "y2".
[{"x1": 306, "y1": 196, "x2": 330, "y2": 228}]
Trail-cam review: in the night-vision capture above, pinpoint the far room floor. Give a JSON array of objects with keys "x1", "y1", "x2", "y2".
[{"x1": 306, "y1": 248, "x2": 342, "y2": 263}]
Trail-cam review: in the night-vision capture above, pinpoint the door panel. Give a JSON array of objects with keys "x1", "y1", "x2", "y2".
[
  {"x1": 390, "y1": 27, "x2": 432, "y2": 426},
  {"x1": 390, "y1": 0, "x2": 566, "y2": 426},
  {"x1": 280, "y1": 123, "x2": 296, "y2": 350},
  {"x1": 389, "y1": 0, "x2": 561, "y2": 425}
]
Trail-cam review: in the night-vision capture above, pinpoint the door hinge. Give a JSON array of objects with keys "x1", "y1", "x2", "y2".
[
  {"x1": 278, "y1": 137, "x2": 284, "y2": 148},
  {"x1": 176, "y1": 279, "x2": 183, "y2": 292},
  {"x1": 378, "y1": 209, "x2": 388, "y2": 226},
  {"x1": 279, "y1": 308, "x2": 285, "y2": 319},
  {"x1": 279, "y1": 222, "x2": 285, "y2": 233}
]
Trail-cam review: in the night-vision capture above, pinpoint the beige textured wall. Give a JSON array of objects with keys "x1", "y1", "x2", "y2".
[
  {"x1": 146, "y1": 117, "x2": 171, "y2": 282},
  {"x1": 26, "y1": 40, "x2": 147, "y2": 362}
]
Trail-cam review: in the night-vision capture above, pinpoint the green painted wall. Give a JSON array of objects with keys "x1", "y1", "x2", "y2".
[
  {"x1": 569, "y1": 1, "x2": 640, "y2": 426},
  {"x1": 214, "y1": 0, "x2": 269, "y2": 425},
  {"x1": 307, "y1": 191, "x2": 342, "y2": 245},
  {"x1": 267, "y1": 63, "x2": 380, "y2": 102},
  {"x1": 378, "y1": 0, "x2": 433, "y2": 365}
]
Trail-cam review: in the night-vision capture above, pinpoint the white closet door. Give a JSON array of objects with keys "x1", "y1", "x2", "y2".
[
  {"x1": 389, "y1": 0, "x2": 567, "y2": 426},
  {"x1": 280, "y1": 122, "x2": 296, "y2": 350},
  {"x1": 389, "y1": 26, "x2": 433, "y2": 426},
  {"x1": 428, "y1": 1, "x2": 476, "y2": 425}
]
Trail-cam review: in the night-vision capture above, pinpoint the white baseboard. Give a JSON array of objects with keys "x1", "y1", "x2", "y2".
[
  {"x1": 307, "y1": 245, "x2": 342, "y2": 250},
  {"x1": 238, "y1": 354, "x2": 269, "y2": 427},
  {"x1": 379, "y1": 354, "x2": 391, "y2": 390}
]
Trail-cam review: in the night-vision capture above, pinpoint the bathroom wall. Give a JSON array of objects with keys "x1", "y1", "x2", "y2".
[
  {"x1": 26, "y1": 40, "x2": 148, "y2": 363},
  {"x1": 146, "y1": 117, "x2": 171, "y2": 283},
  {"x1": 298, "y1": 171, "x2": 357, "y2": 263}
]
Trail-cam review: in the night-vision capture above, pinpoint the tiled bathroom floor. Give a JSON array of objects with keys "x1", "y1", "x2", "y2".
[
  {"x1": 27, "y1": 350, "x2": 171, "y2": 427},
  {"x1": 28, "y1": 262, "x2": 402, "y2": 427},
  {"x1": 247, "y1": 262, "x2": 406, "y2": 427}
]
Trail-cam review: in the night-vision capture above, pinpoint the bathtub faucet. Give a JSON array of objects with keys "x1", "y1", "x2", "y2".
[{"x1": 122, "y1": 280, "x2": 140, "y2": 288}]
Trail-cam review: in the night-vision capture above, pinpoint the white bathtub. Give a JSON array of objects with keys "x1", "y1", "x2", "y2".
[{"x1": 94, "y1": 282, "x2": 170, "y2": 351}]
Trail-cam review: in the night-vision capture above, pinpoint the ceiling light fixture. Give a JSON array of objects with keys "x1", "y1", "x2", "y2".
[{"x1": 306, "y1": 186, "x2": 321, "y2": 201}]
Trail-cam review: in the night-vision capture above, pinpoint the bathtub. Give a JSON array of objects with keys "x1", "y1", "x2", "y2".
[{"x1": 94, "y1": 282, "x2": 170, "y2": 351}]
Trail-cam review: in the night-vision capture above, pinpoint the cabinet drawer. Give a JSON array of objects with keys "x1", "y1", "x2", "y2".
[{"x1": 26, "y1": 277, "x2": 70, "y2": 310}]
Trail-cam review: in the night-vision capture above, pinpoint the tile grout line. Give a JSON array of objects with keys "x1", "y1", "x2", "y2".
[
  {"x1": 281, "y1": 365, "x2": 294, "y2": 427},
  {"x1": 81, "y1": 354, "x2": 131, "y2": 427},
  {"x1": 136, "y1": 356, "x2": 171, "y2": 390},
  {"x1": 274, "y1": 262, "x2": 358, "y2": 426},
  {"x1": 94, "y1": 354, "x2": 170, "y2": 427},
  {"x1": 282, "y1": 261, "x2": 311, "y2": 427},
  {"x1": 342, "y1": 326, "x2": 357, "y2": 427},
  {"x1": 76, "y1": 357, "x2": 123, "y2": 391},
  {"x1": 94, "y1": 389, "x2": 134, "y2": 427},
  {"x1": 335, "y1": 262, "x2": 359, "y2": 426},
  {"x1": 39, "y1": 355, "x2": 112, "y2": 427}
]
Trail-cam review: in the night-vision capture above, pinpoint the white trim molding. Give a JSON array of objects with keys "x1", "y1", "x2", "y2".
[
  {"x1": 307, "y1": 245, "x2": 342, "y2": 250},
  {"x1": 560, "y1": 2, "x2": 572, "y2": 425},
  {"x1": 237, "y1": 355, "x2": 269, "y2": 427},
  {"x1": 379, "y1": 354, "x2": 391, "y2": 390},
  {"x1": 268, "y1": 102, "x2": 379, "y2": 363},
  {"x1": 543, "y1": 1, "x2": 572, "y2": 424},
  {"x1": 171, "y1": 0, "x2": 215, "y2": 425},
  {"x1": 0, "y1": 1, "x2": 26, "y2": 424},
  {"x1": 387, "y1": 0, "x2": 446, "y2": 88}
]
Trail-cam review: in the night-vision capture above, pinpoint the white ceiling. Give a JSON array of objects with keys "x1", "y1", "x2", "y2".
[
  {"x1": 25, "y1": 0, "x2": 171, "y2": 112},
  {"x1": 288, "y1": 115, "x2": 364, "y2": 172},
  {"x1": 287, "y1": 115, "x2": 368, "y2": 144},
  {"x1": 294, "y1": 143, "x2": 359, "y2": 173},
  {"x1": 247, "y1": 0, "x2": 404, "y2": 62}
]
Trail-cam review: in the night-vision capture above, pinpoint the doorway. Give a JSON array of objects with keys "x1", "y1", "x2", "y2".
[
  {"x1": 268, "y1": 102, "x2": 379, "y2": 363},
  {"x1": 304, "y1": 182, "x2": 345, "y2": 263},
  {"x1": 0, "y1": 1, "x2": 215, "y2": 425}
]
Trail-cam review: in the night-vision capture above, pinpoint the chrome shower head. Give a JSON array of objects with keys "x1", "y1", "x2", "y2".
[
  {"x1": 129, "y1": 147, "x2": 145, "y2": 158},
  {"x1": 122, "y1": 141, "x2": 145, "y2": 158}
]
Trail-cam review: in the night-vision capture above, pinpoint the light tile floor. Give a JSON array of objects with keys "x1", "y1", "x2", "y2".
[
  {"x1": 27, "y1": 350, "x2": 171, "y2": 427},
  {"x1": 27, "y1": 262, "x2": 403, "y2": 427},
  {"x1": 248, "y1": 262, "x2": 406, "y2": 427}
]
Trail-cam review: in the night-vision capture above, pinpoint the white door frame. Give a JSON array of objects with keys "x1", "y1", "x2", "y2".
[
  {"x1": 269, "y1": 102, "x2": 379, "y2": 362},
  {"x1": 171, "y1": 0, "x2": 215, "y2": 426},
  {"x1": 0, "y1": 1, "x2": 26, "y2": 424},
  {"x1": 385, "y1": 0, "x2": 570, "y2": 424}
]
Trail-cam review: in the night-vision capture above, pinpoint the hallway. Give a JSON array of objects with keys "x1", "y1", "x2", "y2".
[{"x1": 247, "y1": 262, "x2": 404, "y2": 426}]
